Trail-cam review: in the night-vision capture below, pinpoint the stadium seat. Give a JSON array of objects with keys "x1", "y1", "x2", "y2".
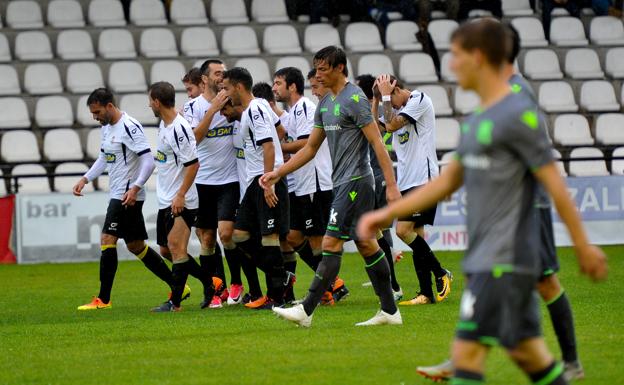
[
  {"x1": 24, "y1": 64, "x2": 63, "y2": 95},
  {"x1": 511, "y1": 17, "x2": 548, "y2": 47},
  {"x1": 569, "y1": 147, "x2": 609, "y2": 176},
  {"x1": 590, "y1": 16, "x2": 624, "y2": 45},
  {"x1": 234, "y1": 58, "x2": 271, "y2": 85},
  {"x1": 611, "y1": 147, "x2": 624, "y2": 175},
  {"x1": 170, "y1": 0, "x2": 208, "y2": 25},
  {"x1": 345, "y1": 22, "x2": 384, "y2": 52},
  {"x1": 66, "y1": 62, "x2": 105, "y2": 94},
  {"x1": 523, "y1": 49, "x2": 563, "y2": 80},
  {"x1": 11, "y1": 164, "x2": 50, "y2": 193},
  {"x1": 222, "y1": 26, "x2": 260, "y2": 56},
  {"x1": 98, "y1": 29, "x2": 137, "y2": 59},
  {"x1": 0, "y1": 34, "x2": 11, "y2": 62},
  {"x1": 1, "y1": 131, "x2": 40, "y2": 162},
  {"x1": 550, "y1": 17, "x2": 588, "y2": 46},
  {"x1": 120, "y1": 94, "x2": 158, "y2": 125},
  {"x1": 35, "y1": 96, "x2": 74, "y2": 128},
  {"x1": 385, "y1": 21, "x2": 422, "y2": 51},
  {"x1": 502, "y1": 0, "x2": 533, "y2": 16},
  {"x1": 150, "y1": 60, "x2": 186, "y2": 92},
  {"x1": 140, "y1": 28, "x2": 178, "y2": 58},
  {"x1": 6, "y1": 0, "x2": 43, "y2": 29},
  {"x1": 88, "y1": 0, "x2": 126, "y2": 27},
  {"x1": 44, "y1": 129, "x2": 83, "y2": 161},
  {"x1": 428, "y1": 19, "x2": 459, "y2": 50},
  {"x1": 181, "y1": 27, "x2": 219, "y2": 57},
  {"x1": 0, "y1": 66, "x2": 21, "y2": 96},
  {"x1": 48, "y1": 0, "x2": 85, "y2": 28},
  {"x1": 86, "y1": 128, "x2": 101, "y2": 159},
  {"x1": 358, "y1": 54, "x2": 394, "y2": 77},
  {"x1": 130, "y1": 0, "x2": 167, "y2": 26},
  {"x1": 54, "y1": 163, "x2": 92, "y2": 193},
  {"x1": 108, "y1": 61, "x2": 147, "y2": 93},
  {"x1": 606, "y1": 48, "x2": 624, "y2": 79},
  {"x1": 15, "y1": 31, "x2": 53, "y2": 61},
  {"x1": 275, "y1": 57, "x2": 311, "y2": 82},
  {"x1": 553, "y1": 114, "x2": 594, "y2": 146},
  {"x1": 0, "y1": 98, "x2": 30, "y2": 129},
  {"x1": 251, "y1": 0, "x2": 289, "y2": 23},
  {"x1": 263, "y1": 25, "x2": 302, "y2": 54},
  {"x1": 419, "y1": 85, "x2": 452, "y2": 116},
  {"x1": 580, "y1": 81, "x2": 620, "y2": 112},
  {"x1": 595, "y1": 114, "x2": 624, "y2": 145},
  {"x1": 440, "y1": 52, "x2": 456, "y2": 82},
  {"x1": 454, "y1": 87, "x2": 480, "y2": 115},
  {"x1": 552, "y1": 148, "x2": 567, "y2": 176},
  {"x1": 211, "y1": 0, "x2": 249, "y2": 24},
  {"x1": 435, "y1": 118, "x2": 460, "y2": 150},
  {"x1": 538, "y1": 81, "x2": 578, "y2": 113},
  {"x1": 57, "y1": 30, "x2": 95, "y2": 60},
  {"x1": 304, "y1": 24, "x2": 342, "y2": 53},
  {"x1": 564, "y1": 48, "x2": 604, "y2": 79},
  {"x1": 399, "y1": 53, "x2": 437, "y2": 83},
  {"x1": 76, "y1": 95, "x2": 98, "y2": 127}
]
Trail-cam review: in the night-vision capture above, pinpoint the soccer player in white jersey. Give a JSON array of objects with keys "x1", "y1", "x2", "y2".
[
  {"x1": 74, "y1": 88, "x2": 179, "y2": 311},
  {"x1": 147, "y1": 82, "x2": 220, "y2": 312},
  {"x1": 182, "y1": 67, "x2": 203, "y2": 100},
  {"x1": 372, "y1": 74, "x2": 453, "y2": 306},
  {"x1": 222, "y1": 67, "x2": 295, "y2": 310}
]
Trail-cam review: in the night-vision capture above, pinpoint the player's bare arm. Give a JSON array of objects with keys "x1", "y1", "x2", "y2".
[
  {"x1": 172, "y1": 160, "x2": 198, "y2": 216},
  {"x1": 193, "y1": 90, "x2": 229, "y2": 144},
  {"x1": 361, "y1": 121, "x2": 400, "y2": 202},
  {"x1": 261, "y1": 141, "x2": 279, "y2": 208},
  {"x1": 377, "y1": 74, "x2": 409, "y2": 133}
]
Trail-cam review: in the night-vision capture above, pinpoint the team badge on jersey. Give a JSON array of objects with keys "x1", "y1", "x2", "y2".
[{"x1": 155, "y1": 150, "x2": 167, "y2": 163}]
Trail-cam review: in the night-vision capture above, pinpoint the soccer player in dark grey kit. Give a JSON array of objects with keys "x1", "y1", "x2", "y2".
[
  {"x1": 358, "y1": 19, "x2": 607, "y2": 384},
  {"x1": 261, "y1": 46, "x2": 402, "y2": 327}
]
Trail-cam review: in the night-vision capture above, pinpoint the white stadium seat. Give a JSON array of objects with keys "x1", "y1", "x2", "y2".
[
  {"x1": 66, "y1": 62, "x2": 105, "y2": 94},
  {"x1": 275, "y1": 57, "x2": 311, "y2": 82},
  {"x1": 580, "y1": 81, "x2": 620, "y2": 112},
  {"x1": 511, "y1": 17, "x2": 548, "y2": 47},
  {"x1": 263, "y1": 25, "x2": 302, "y2": 54},
  {"x1": 419, "y1": 85, "x2": 452, "y2": 116},
  {"x1": 590, "y1": 16, "x2": 624, "y2": 46},
  {"x1": 550, "y1": 17, "x2": 588, "y2": 46},
  {"x1": 564, "y1": 48, "x2": 604, "y2": 79},
  {"x1": 222, "y1": 26, "x2": 260, "y2": 56},
  {"x1": 502, "y1": 0, "x2": 533, "y2": 16},
  {"x1": 304, "y1": 24, "x2": 341, "y2": 53},
  {"x1": 234, "y1": 58, "x2": 271, "y2": 84},
  {"x1": 15, "y1": 32, "x2": 53, "y2": 61},
  {"x1": 0, "y1": 98, "x2": 30, "y2": 129},
  {"x1": 428, "y1": 19, "x2": 459, "y2": 50},
  {"x1": 553, "y1": 114, "x2": 594, "y2": 146},
  {"x1": 6, "y1": 0, "x2": 43, "y2": 29},
  {"x1": 98, "y1": 29, "x2": 137, "y2": 59},
  {"x1": 386, "y1": 21, "x2": 422, "y2": 51},
  {"x1": 89, "y1": 0, "x2": 126, "y2": 27},
  {"x1": 345, "y1": 22, "x2": 384, "y2": 52},
  {"x1": 399, "y1": 53, "x2": 437, "y2": 83},
  {"x1": 76, "y1": 95, "x2": 98, "y2": 127},
  {"x1": 24, "y1": 64, "x2": 63, "y2": 95},
  {"x1": 140, "y1": 28, "x2": 178, "y2": 58},
  {"x1": 454, "y1": 87, "x2": 480, "y2": 115},
  {"x1": 120, "y1": 94, "x2": 158, "y2": 125},
  {"x1": 11, "y1": 164, "x2": 50, "y2": 193},
  {"x1": 435, "y1": 118, "x2": 460, "y2": 150},
  {"x1": 569, "y1": 147, "x2": 609, "y2": 177},
  {"x1": 538, "y1": 81, "x2": 578, "y2": 113},
  {"x1": 251, "y1": 0, "x2": 289, "y2": 23},
  {"x1": 181, "y1": 27, "x2": 219, "y2": 57},
  {"x1": 440, "y1": 52, "x2": 456, "y2": 82},
  {"x1": 130, "y1": 0, "x2": 167, "y2": 26},
  {"x1": 0, "y1": 34, "x2": 11, "y2": 62},
  {"x1": 170, "y1": 0, "x2": 208, "y2": 25},
  {"x1": 357, "y1": 54, "x2": 394, "y2": 77},
  {"x1": 211, "y1": 0, "x2": 249, "y2": 24},
  {"x1": 48, "y1": 0, "x2": 85, "y2": 28},
  {"x1": 595, "y1": 114, "x2": 624, "y2": 145},
  {"x1": 35, "y1": 96, "x2": 74, "y2": 128},
  {"x1": 611, "y1": 147, "x2": 624, "y2": 175},
  {"x1": 57, "y1": 30, "x2": 95, "y2": 60},
  {"x1": 150, "y1": 60, "x2": 186, "y2": 92},
  {"x1": 0, "y1": 66, "x2": 21, "y2": 96},
  {"x1": 606, "y1": 48, "x2": 624, "y2": 79},
  {"x1": 2, "y1": 131, "x2": 40, "y2": 162},
  {"x1": 523, "y1": 49, "x2": 563, "y2": 80},
  {"x1": 86, "y1": 128, "x2": 101, "y2": 159},
  {"x1": 54, "y1": 163, "x2": 92, "y2": 193},
  {"x1": 44, "y1": 129, "x2": 83, "y2": 161},
  {"x1": 108, "y1": 61, "x2": 147, "y2": 93}
]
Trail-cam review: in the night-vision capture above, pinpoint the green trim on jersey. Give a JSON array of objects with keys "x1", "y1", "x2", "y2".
[
  {"x1": 456, "y1": 321, "x2": 478, "y2": 331},
  {"x1": 511, "y1": 83, "x2": 523, "y2": 94},
  {"x1": 533, "y1": 362, "x2": 564, "y2": 385},
  {"x1": 476, "y1": 120, "x2": 493, "y2": 145},
  {"x1": 521, "y1": 110, "x2": 539, "y2": 130},
  {"x1": 479, "y1": 336, "x2": 499, "y2": 346},
  {"x1": 492, "y1": 264, "x2": 514, "y2": 278}
]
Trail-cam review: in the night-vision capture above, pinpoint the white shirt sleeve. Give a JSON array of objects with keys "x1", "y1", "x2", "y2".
[
  {"x1": 121, "y1": 119, "x2": 151, "y2": 155},
  {"x1": 295, "y1": 101, "x2": 314, "y2": 139},
  {"x1": 399, "y1": 92, "x2": 431, "y2": 126},
  {"x1": 248, "y1": 103, "x2": 275, "y2": 145},
  {"x1": 173, "y1": 123, "x2": 199, "y2": 166}
]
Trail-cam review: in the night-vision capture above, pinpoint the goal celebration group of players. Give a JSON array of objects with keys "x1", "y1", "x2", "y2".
[{"x1": 72, "y1": 18, "x2": 607, "y2": 385}]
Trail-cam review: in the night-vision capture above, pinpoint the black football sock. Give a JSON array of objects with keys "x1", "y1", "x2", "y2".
[
  {"x1": 378, "y1": 236, "x2": 400, "y2": 291},
  {"x1": 224, "y1": 246, "x2": 243, "y2": 285},
  {"x1": 199, "y1": 252, "x2": 217, "y2": 280},
  {"x1": 453, "y1": 369, "x2": 485, "y2": 384},
  {"x1": 413, "y1": 235, "x2": 445, "y2": 278},
  {"x1": 364, "y1": 249, "x2": 397, "y2": 315},
  {"x1": 136, "y1": 246, "x2": 173, "y2": 289},
  {"x1": 213, "y1": 246, "x2": 227, "y2": 286},
  {"x1": 98, "y1": 246, "x2": 118, "y2": 304},
  {"x1": 294, "y1": 240, "x2": 321, "y2": 272},
  {"x1": 302, "y1": 251, "x2": 342, "y2": 315},
  {"x1": 382, "y1": 228, "x2": 394, "y2": 248},
  {"x1": 547, "y1": 290, "x2": 578, "y2": 363},
  {"x1": 170, "y1": 261, "x2": 189, "y2": 307},
  {"x1": 408, "y1": 237, "x2": 434, "y2": 300},
  {"x1": 529, "y1": 361, "x2": 567, "y2": 385},
  {"x1": 262, "y1": 246, "x2": 287, "y2": 300},
  {"x1": 236, "y1": 238, "x2": 263, "y2": 297}
]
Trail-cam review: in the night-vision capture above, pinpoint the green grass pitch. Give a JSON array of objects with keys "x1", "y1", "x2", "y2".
[{"x1": 0, "y1": 246, "x2": 621, "y2": 385}]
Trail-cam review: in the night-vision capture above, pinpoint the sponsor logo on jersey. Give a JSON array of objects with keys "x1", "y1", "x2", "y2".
[
  {"x1": 206, "y1": 126, "x2": 234, "y2": 138},
  {"x1": 235, "y1": 147, "x2": 245, "y2": 159},
  {"x1": 323, "y1": 124, "x2": 342, "y2": 131},
  {"x1": 104, "y1": 153, "x2": 116, "y2": 163},
  {"x1": 398, "y1": 131, "x2": 410, "y2": 144},
  {"x1": 461, "y1": 154, "x2": 491, "y2": 170},
  {"x1": 155, "y1": 150, "x2": 167, "y2": 163}
]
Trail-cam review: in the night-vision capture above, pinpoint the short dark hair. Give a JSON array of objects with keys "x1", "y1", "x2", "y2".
[
  {"x1": 313, "y1": 45, "x2": 348, "y2": 76},
  {"x1": 355, "y1": 74, "x2": 375, "y2": 100},
  {"x1": 307, "y1": 68, "x2": 316, "y2": 80},
  {"x1": 505, "y1": 23, "x2": 521, "y2": 65},
  {"x1": 182, "y1": 67, "x2": 203, "y2": 85},
  {"x1": 87, "y1": 88, "x2": 116, "y2": 107},
  {"x1": 199, "y1": 59, "x2": 223, "y2": 76},
  {"x1": 223, "y1": 67, "x2": 253, "y2": 91},
  {"x1": 252, "y1": 82, "x2": 274, "y2": 103},
  {"x1": 274, "y1": 67, "x2": 305, "y2": 95},
  {"x1": 450, "y1": 19, "x2": 509, "y2": 68},
  {"x1": 148, "y1": 81, "x2": 176, "y2": 108}
]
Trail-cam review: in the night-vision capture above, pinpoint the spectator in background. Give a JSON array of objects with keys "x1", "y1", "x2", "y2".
[
  {"x1": 542, "y1": 0, "x2": 581, "y2": 39},
  {"x1": 457, "y1": 0, "x2": 503, "y2": 21},
  {"x1": 369, "y1": 0, "x2": 419, "y2": 30},
  {"x1": 308, "y1": 0, "x2": 370, "y2": 26}
]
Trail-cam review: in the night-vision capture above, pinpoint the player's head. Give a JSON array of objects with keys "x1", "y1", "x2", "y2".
[
  {"x1": 148, "y1": 81, "x2": 176, "y2": 118},
  {"x1": 273, "y1": 67, "x2": 304, "y2": 104},
  {"x1": 371, "y1": 74, "x2": 407, "y2": 110},
  {"x1": 182, "y1": 67, "x2": 203, "y2": 99},
  {"x1": 308, "y1": 68, "x2": 328, "y2": 100},
  {"x1": 355, "y1": 74, "x2": 375, "y2": 101},
  {"x1": 252, "y1": 82, "x2": 275, "y2": 106},
  {"x1": 200, "y1": 59, "x2": 225, "y2": 93},
  {"x1": 313, "y1": 45, "x2": 348, "y2": 88},
  {"x1": 450, "y1": 19, "x2": 510, "y2": 90},
  {"x1": 505, "y1": 23, "x2": 521, "y2": 66},
  {"x1": 222, "y1": 67, "x2": 253, "y2": 106},
  {"x1": 86, "y1": 88, "x2": 118, "y2": 125},
  {"x1": 220, "y1": 99, "x2": 243, "y2": 123}
]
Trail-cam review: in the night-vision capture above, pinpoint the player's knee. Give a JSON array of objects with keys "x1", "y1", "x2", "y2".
[
  {"x1": 261, "y1": 235, "x2": 280, "y2": 247},
  {"x1": 159, "y1": 247, "x2": 172, "y2": 261},
  {"x1": 100, "y1": 233, "x2": 117, "y2": 246},
  {"x1": 536, "y1": 274, "x2": 561, "y2": 301},
  {"x1": 322, "y1": 235, "x2": 342, "y2": 253},
  {"x1": 395, "y1": 223, "x2": 414, "y2": 242},
  {"x1": 355, "y1": 239, "x2": 379, "y2": 256},
  {"x1": 167, "y1": 237, "x2": 184, "y2": 255},
  {"x1": 286, "y1": 231, "x2": 304, "y2": 247},
  {"x1": 218, "y1": 227, "x2": 234, "y2": 244},
  {"x1": 232, "y1": 230, "x2": 250, "y2": 244},
  {"x1": 507, "y1": 348, "x2": 533, "y2": 371},
  {"x1": 126, "y1": 240, "x2": 146, "y2": 255}
]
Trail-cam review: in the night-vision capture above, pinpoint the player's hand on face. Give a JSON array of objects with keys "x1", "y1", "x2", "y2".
[
  {"x1": 385, "y1": 184, "x2": 401, "y2": 203},
  {"x1": 377, "y1": 74, "x2": 397, "y2": 97},
  {"x1": 171, "y1": 193, "x2": 185, "y2": 216},
  {"x1": 212, "y1": 90, "x2": 229, "y2": 111},
  {"x1": 264, "y1": 184, "x2": 278, "y2": 208},
  {"x1": 357, "y1": 210, "x2": 388, "y2": 240},
  {"x1": 72, "y1": 178, "x2": 87, "y2": 197},
  {"x1": 259, "y1": 171, "x2": 280, "y2": 190},
  {"x1": 577, "y1": 244, "x2": 608, "y2": 282}
]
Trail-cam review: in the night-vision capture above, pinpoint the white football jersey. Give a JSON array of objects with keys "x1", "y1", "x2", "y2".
[
  {"x1": 232, "y1": 121, "x2": 247, "y2": 201},
  {"x1": 155, "y1": 114, "x2": 199, "y2": 209},
  {"x1": 285, "y1": 97, "x2": 321, "y2": 196},
  {"x1": 281, "y1": 111, "x2": 296, "y2": 193}
]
